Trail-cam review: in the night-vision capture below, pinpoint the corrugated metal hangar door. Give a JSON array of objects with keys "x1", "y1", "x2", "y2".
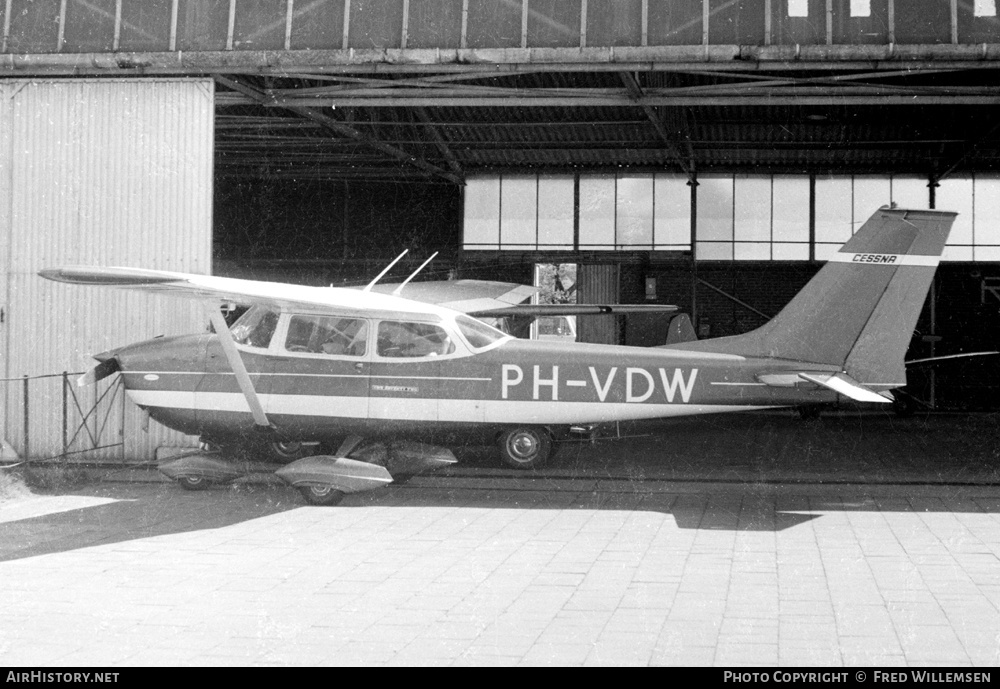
[
  {"x1": 0, "y1": 79, "x2": 213, "y2": 461},
  {"x1": 577, "y1": 264, "x2": 621, "y2": 345}
]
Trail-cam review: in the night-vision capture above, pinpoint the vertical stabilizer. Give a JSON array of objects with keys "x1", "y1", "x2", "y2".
[{"x1": 680, "y1": 207, "x2": 956, "y2": 388}]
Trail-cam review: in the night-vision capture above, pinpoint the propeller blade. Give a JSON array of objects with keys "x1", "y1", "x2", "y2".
[{"x1": 76, "y1": 357, "x2": 120, "y2": 387}]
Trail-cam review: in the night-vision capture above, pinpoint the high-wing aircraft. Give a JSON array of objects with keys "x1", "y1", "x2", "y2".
[{"x1": 40, "y1": 206, "x2": 956, "y2": 505}]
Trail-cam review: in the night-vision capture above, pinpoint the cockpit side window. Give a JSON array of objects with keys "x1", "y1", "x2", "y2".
[
  {"x1": 377, "y1": 321, "x2": 455, "y2": 358},
  {"x1": 284, "y1": 315, "x2": 368, "y2": 357},
  {"x1": 456, "y1": 315, "x2": 507, "y2": 349},
  {"x1": 230, "y1": 305, "x2": 279, "y2": 349}
]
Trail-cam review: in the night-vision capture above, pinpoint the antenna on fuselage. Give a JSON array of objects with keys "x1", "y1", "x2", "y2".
[
  {"x1": 393, "y1": 252, "x2": 438, "y2": 297},
  {"x1": 363, "y1": 250, "x2": 408, "y2": 292}
]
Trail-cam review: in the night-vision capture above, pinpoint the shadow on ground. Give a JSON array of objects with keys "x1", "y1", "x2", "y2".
[{"x1": 2, "y1": 411, "x2": 999, "y2": 561}]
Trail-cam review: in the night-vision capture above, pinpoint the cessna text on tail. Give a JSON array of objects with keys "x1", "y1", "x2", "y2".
[{"x1": 39, "y1": 206, "x2": 956, "y2": 505}]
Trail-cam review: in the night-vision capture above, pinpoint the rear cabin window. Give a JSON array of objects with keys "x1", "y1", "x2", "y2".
[
  {"x1": 284, "y1": 315, "x2": 368, "y2": 357},
  {"x1": 230, "y1": 306, "x2": 279, "y2": 349},
  {"x1": 377, "y1": 321, "x2": 455, "y2": 358},
  {"x1": 457, "y1": 315, "x2": 507, "y2": 349}
]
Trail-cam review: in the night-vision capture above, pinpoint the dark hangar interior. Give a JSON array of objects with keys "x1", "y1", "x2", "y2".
[{"x1": 3, "y1": 0, "x2": 1000, "y2": 410}]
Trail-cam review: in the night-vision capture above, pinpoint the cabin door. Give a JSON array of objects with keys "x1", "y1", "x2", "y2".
[
  {"x1": 367, "y1": 319, "x2": 460, "y2": 430},
  {"x1": 265, "y1": 314, "x2": 373, "y2": 437}
]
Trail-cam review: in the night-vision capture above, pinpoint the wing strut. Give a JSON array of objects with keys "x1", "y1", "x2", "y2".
[{"x1": 207, "y1": 307, "x2": 272, "y2": 428}]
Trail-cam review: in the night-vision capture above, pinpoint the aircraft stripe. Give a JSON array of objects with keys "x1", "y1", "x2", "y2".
[
  {"x1": 126, "y1": 390, "x2": 775, "y2": 424},
  {"x1": 828, "y1": 252, "x2": 940, "y2": 266},
  {"x1": 124, "y1": 371, "x2": 492, "y2": 382}
]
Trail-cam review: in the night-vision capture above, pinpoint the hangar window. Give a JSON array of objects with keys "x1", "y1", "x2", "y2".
[
  {"x1": 654, "y1": 175, "x2": 692, "y2": 251},
  {"x1": 891, "y1": 176, "x2": 929, "y2": 210},
  {"x1": 579, "y1": 176, "x2": 617, "y2": 250},
  {"x1": 787, "y1": 0, "x2": 809, "y2": 17},
  {"x1": 813, "y1": 175, "x2": 996, "y2": 262},
  {"x1": 972, "y1": 176, "x2": 1000, "y2": 261},
  {"x1": 772, "y1": 177, "x2": 811, "y2": 260},
  {"x1": 850, "y1": 0, "x2": 871, "y2": 17},
  {"x1": 463, "y1": 174, "x2": 574, "y2": 250},
  {"x1": 464, "y1": 177, "x2": 502, "y2": 249},
  {"x1": 538, "y1": 176, "x2": 575, "y2": 248},
  {"x1": 936, "y1": 178, "x2": 974, "y2": 261},
  {"x1": 815, "y1": 176, "x2": 854, "y2": 260},
  {"x1": 462, "y1": 173, "x2": 690, "y2": 251},
  {"x1": 697, "y1": 175, "x2": 809, "y2": 260},
  {"x1": 501, "y1": 175, "x2": 538, "y2": 249},
  {"x1": 975, "y1": 0, "x2": 997, "y2": 16},
  {"x1": 852, "y1": 175, "x2": 892, "y2": 231},
  {"x1": 617, "y1": 175, "x2": 655, "y2": 249},
  {"x1": 696, "y1": 176, "x2": 735, "y2": 260}
]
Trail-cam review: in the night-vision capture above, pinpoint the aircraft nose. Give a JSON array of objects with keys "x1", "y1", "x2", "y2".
[{"x1": 93, "y1": 348, "x2": 120, "y2": 363}]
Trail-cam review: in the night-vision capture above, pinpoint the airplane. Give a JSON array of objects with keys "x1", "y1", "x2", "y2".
[{"x1": 39, "y1": 206, "x2": 957, "y2": 505}]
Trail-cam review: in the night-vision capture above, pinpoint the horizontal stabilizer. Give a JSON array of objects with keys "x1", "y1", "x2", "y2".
[
  {"x1": 275, "y1": 455, "x2": 393, "y2": 494},
  {"x1": 798, "y1": 372, "x2": 893, "y2": 404},
  {"x1": 905, "y1": 351, "x2": 998, "y2": 366}
]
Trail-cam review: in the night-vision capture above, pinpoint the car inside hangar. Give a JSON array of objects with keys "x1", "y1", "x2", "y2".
[{"x1": 2, "y1": 0, "x2": 1000, "y2": 459}]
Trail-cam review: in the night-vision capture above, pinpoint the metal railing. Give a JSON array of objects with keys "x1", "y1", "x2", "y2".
[{"x1": 1, "y1": 371, "x2": 125, "y2": 465}]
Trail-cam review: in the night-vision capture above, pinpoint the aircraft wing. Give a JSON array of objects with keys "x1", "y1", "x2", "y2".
[
  {"x1": 467, "y1": 303, "x2": 679, "y2": 318},
  {"x1": 371, "y1": 279, "x2": 677, "y2": 318},
  {"x1": 38, "y1": 266, "x2": 445, "y2": 318},
  {"x1": 369, "y1": 279, "x2": 538, "y2": 313}
]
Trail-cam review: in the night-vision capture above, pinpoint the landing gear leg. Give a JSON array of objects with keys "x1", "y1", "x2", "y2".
[{"x1": 334, "y1": 435, "x2": 365, "y2": 458}]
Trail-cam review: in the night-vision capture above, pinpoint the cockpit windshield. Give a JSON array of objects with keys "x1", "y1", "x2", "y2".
[
  {"x1": 456, "y1": 315, "x2": 508, "y2": 349},
  {"x1": 229, "y1": 305, "x2": 279, "y2": 349}
]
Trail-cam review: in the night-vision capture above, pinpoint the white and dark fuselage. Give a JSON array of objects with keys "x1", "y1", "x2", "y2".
[{"x1": 111, "y1": 321, "x2": 842, "y2": 447}]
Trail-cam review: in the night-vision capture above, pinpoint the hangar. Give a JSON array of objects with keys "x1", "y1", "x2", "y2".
[{"x1": 1, "y1": 0, "x2": 999, "y2": 459}]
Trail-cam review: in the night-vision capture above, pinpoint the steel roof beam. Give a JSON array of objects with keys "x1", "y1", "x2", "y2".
[
  {"x1": 619, "y1": 72, "x2": 693, "y2": 178},
  {"x1": 413, "y1": 108, "x2": 464, "y2": 178},
  {"x1": 254, "y1": 95, "x2": 1000, "y2": 107},
  {"x1": 6, "y1": 45, "x2": 1000, "y2": 76},
  {"x1": 213, "y1": 75, "x2": 463, "y2": 185}
]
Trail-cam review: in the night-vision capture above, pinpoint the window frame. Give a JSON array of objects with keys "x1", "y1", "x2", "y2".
[
  {"x1": 277, "y1": 313, "x2": 373, "y2": 360},
  {"x1": 373, "y1": 318, "x2": 470, "y2": 362}
]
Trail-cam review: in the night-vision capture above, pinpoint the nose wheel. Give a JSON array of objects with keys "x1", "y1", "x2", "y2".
[
  {"x1": 177, "y1": 475, "x2": 212, "y2": 491},
  {"x1": 498, "y1": 427, "x2": 552, "y2": 470},
  {"x1": 298, "y1": 484, "x2": 346, "y2": 506}
]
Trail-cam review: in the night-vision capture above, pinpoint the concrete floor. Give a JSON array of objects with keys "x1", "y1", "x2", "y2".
[{"x1": 1, "y1": 411, "x2": 999, "y2": 666}]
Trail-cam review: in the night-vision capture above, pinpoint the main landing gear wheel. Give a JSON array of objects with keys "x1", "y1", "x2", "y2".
[
  {"x1": 298, "y1": 484, "x2": 346, "y2": 506},
  {"x1": 498, "y1": 427, "x2": 552, "y2": 470},
  {"x1": 177, "y1": 475, "x2": 213, "y2": 491},
  {"x1": 269, "y1": 440, "x2": 309, "y2": 462}
]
